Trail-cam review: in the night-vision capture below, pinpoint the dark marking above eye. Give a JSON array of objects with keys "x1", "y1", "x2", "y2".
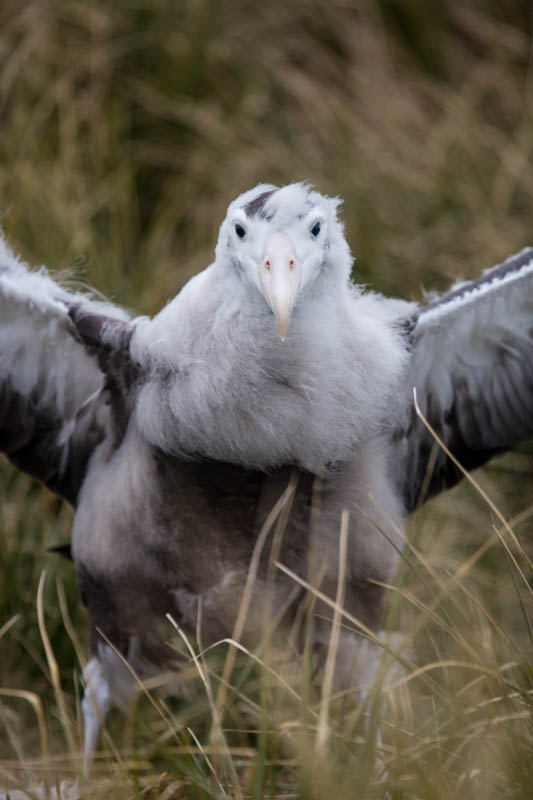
[
  {"x1": 235, "y1": 223, "x2": 246, "y2": 239},
  {"x1": 311, "y1": 221, "x2": 321, "y2": 237},
  {"x1": 244, "y1": 189, "x2": 277, "y2": 218}
]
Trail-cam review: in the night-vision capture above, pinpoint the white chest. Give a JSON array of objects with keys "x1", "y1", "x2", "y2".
[{"x1": 132, "y1": 290, "x2": 407, "y2": 473}]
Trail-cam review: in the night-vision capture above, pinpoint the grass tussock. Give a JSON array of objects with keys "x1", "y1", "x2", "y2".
[{"x1": 1, "y1": 1, "x2": 533, "y2": 797}]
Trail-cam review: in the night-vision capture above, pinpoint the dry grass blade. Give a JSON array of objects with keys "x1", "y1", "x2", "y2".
[
  {"x1": 93, "y1": 628, "x2": 178, "y2": 744},
  {"x1": 315, "y1": 509, "x2": 348, "y2": 752},
  {"x1": 212, "y1": 474, "x2": 297, "y2": 727},
  {"x1": 0, "y1": 615, "x2": 21, "y2": 642},
  {"x1": 166, "y1": 615, "x2": 232, "y2": 797},
  {"x1": 202, "y1": 636, "x2": 305, "y2": 707},
  {"x1": 56, "y1": 580, "x2": 85, "y2": 671},
  {"x1": 413, "y1": 388, "x2": 533, "y2": 578},
  {"x1": 36, "y1": 571, "x2": 76, "y2": 754},
  {"x1": 0, "y1": 689, "x2": 49, "y2": 792},
  {"x1": 275, "y1": 561, "x2": 377, "y2": 646},
  {"x1": 186, "y1": 725, "x2": 228, "y2": 799}
]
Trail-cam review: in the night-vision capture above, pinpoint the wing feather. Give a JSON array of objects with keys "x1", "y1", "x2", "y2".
[
  {"x1": 0, "y1": 234, "x2": 132, "y2": 504},
  {"x1": 401, "y1": 247, "x2": 533, "y2": 511}
]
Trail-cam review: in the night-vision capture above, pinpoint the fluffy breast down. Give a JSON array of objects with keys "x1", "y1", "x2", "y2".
[{"x1": 130, "y1": 287, "x2": 410, "y2": 475}]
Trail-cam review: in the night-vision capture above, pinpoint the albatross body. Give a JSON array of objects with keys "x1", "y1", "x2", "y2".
[{"x1": 1, "y1": 182, "x2": 532, "y2": 770}]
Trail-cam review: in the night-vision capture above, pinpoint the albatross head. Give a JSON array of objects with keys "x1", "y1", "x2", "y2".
[{"x1": 215, "y1": 183, "x2": 353, "y2": 340}]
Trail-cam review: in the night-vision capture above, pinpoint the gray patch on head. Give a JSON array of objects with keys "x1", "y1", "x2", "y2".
[{"x1": 244, "y1": 189, "x2": 277, "y2": 218}]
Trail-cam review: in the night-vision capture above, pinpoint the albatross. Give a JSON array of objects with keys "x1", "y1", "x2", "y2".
[{"x1": 1, "y1": 182, "x2": 532, "y2": 772}]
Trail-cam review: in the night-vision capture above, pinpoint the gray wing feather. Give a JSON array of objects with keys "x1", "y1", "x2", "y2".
[
  {"x1": 0, "y1": 234, "x2": 132, "y2": 504},
  {"x1": 401, "y1": 246, "x2": 533, "y2": 512}
]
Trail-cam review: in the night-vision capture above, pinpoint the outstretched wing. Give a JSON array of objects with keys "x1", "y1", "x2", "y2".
[
  {"x1": 0, "y1": 234, "x2": 134, "y2": 505},
  {"x1": 400, "y1": 247, "x2": 533, "y2": 512}
]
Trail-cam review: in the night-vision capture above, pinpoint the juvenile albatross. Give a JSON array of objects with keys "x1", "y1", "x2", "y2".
[{"x1": 1, "y1": 183, "x2": 532, "y2": 772}]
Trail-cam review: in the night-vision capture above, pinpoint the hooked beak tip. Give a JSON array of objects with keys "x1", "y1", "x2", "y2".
[{"x1": 273, "y1": 303, "x2": 292, "y2": 342}]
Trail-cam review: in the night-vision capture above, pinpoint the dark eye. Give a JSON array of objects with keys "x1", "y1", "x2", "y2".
[
  {"x1": 310, "y1": 221, "x2": 321, "y2": 237},
  {"x1": 235, "y1": 223, "x2": 246, "y2": 239}
]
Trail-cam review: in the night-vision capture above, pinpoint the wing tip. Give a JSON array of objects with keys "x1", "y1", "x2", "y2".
[{"x1": 414, "y1": 245, "x2": 533, "y2": 330}]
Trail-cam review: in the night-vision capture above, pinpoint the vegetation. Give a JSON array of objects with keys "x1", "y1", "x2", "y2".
[{"x1": 1, "y1": 1, "x2": 532, "y2": 796}]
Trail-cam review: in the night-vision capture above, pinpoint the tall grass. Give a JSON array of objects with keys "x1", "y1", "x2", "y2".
[{"x1": 1, "y1": 1, "x2": 533, "y2": 796}]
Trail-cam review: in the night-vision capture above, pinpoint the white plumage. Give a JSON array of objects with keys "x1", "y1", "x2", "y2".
[{"x1": 1, "y1": 182, "x2": 532, "y2": 773}]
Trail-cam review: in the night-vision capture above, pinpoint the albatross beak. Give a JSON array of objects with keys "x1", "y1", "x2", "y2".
[{"x1": 259, "y1": 232, "x2": 302, "y2": 340}]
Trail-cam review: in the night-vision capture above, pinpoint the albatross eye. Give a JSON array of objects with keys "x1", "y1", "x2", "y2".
[
  {"x1": 235, "y1": 223, "x2": 246, "y2": 239},
  {"x1": 310, "y1": 221, "x2": 321, "y2": 237}
]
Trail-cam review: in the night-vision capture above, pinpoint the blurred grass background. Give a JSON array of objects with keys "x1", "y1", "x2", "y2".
[{"x1": 1, "y1": 0, "x2": 533, "y2": 797}]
